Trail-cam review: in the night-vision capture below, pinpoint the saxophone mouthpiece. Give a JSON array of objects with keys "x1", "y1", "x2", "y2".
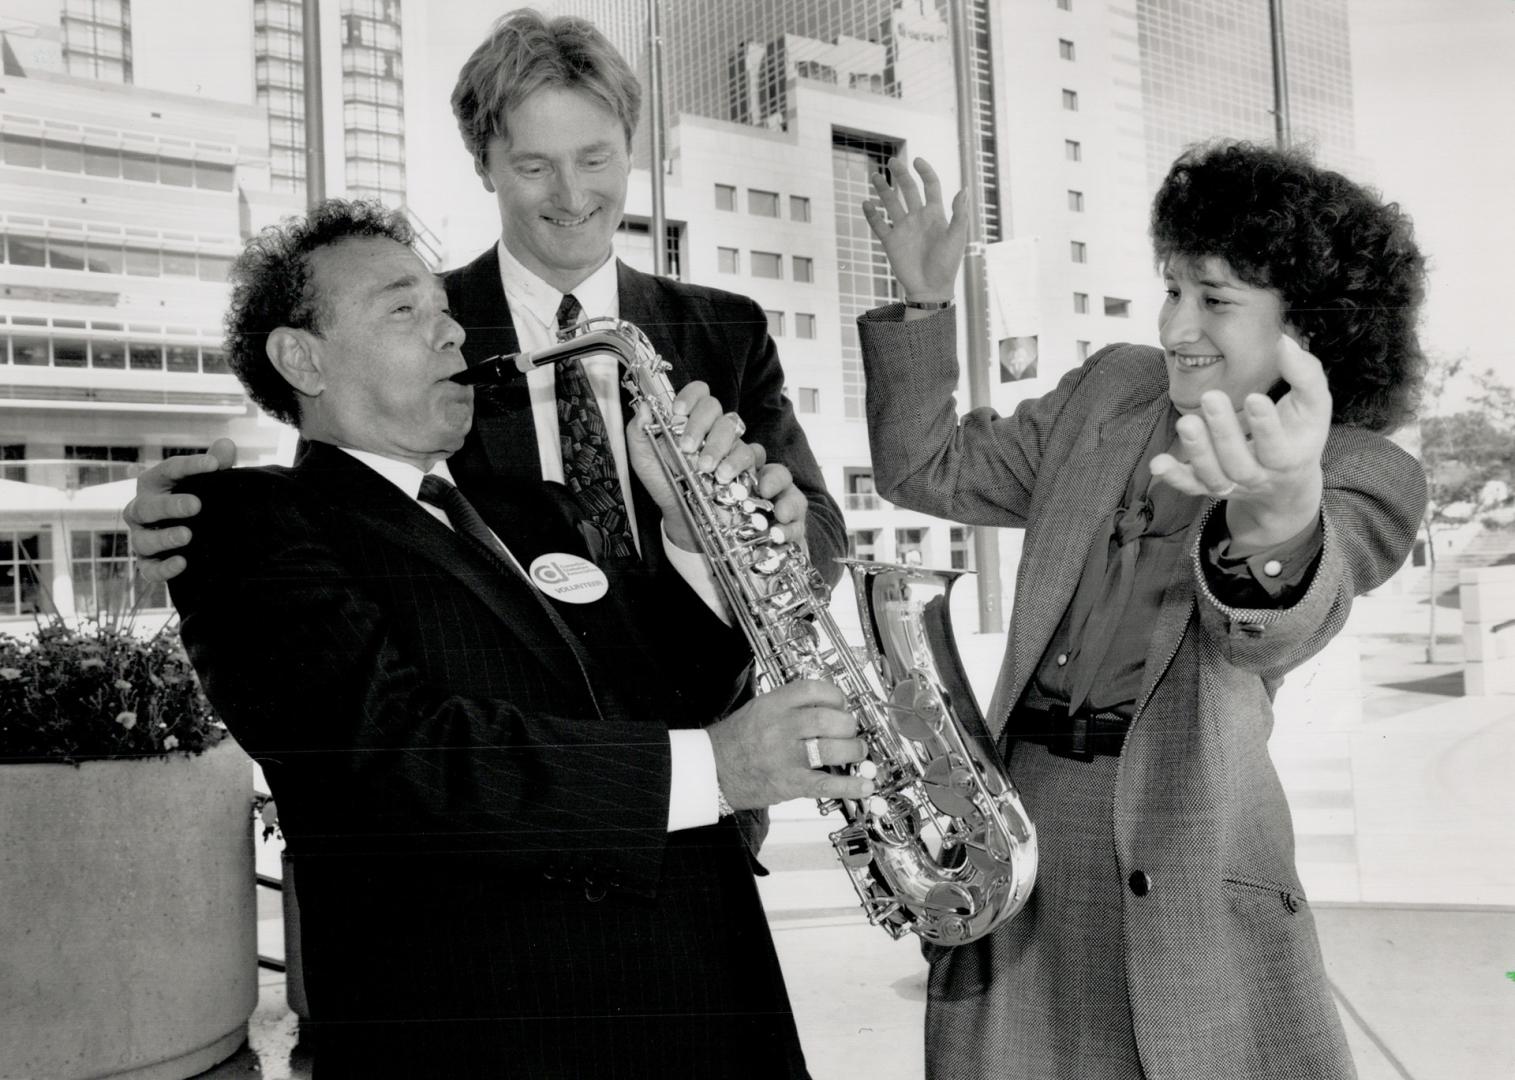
[{"x1": 449, "y1": 352, "x2": 534, "y2": 386}]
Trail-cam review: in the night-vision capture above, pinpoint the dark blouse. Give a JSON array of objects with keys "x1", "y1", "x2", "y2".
[{"x1": 1024, "y1": 405, "x2": 1323, "y2": 719}]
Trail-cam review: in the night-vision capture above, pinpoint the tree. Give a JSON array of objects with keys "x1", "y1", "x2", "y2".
[{"x1": 1417, "y1": 354, "x2": 1515, "y2": 661}]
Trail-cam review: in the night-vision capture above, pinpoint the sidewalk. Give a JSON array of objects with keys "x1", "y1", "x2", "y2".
[{"x1": 204, "y1": 591, "x2": 1514, "y2": 1079}]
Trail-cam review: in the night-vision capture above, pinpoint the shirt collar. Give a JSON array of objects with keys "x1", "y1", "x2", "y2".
[
  {"x1": 494, "y1": 237, "x2": 620, "y2": 336},
  {"x1": 338, "y1": 446, "x2": 458, "y2": 501}
]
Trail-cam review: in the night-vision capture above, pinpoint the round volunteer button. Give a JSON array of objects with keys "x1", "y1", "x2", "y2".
[{"x1": 527, "y1": 553, "x2": 609, "y2": 604}]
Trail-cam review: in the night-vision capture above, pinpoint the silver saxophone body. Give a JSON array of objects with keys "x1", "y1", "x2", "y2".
[{"x1": 454, "y1": 317, "x2": 1037, "y2": 945}]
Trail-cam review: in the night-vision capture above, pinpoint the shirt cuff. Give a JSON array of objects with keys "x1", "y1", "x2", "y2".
[
  {"x1": 1204, "y1": 511, "x2": 1324, "y2": 605},
  {"x1": 661, "y1": 522, "x2": 732, "y2": 626},
  {"x1": 667, "y1": 728, "x2": 722, "y2": 832}
]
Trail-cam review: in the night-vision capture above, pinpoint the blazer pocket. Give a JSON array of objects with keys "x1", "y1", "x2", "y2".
[{"x1": 1223, "y1": 875, "x2": 1307, "y2": 915}]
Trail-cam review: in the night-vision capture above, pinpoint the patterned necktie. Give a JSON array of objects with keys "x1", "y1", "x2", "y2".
[{"x1": 553, "y1": 293, "x2": 638, "y2": 561}]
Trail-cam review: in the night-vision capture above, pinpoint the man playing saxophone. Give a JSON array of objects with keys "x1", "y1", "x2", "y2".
[{"x1": 164, "y1": 198, "x2": 873, "y2": 1078}]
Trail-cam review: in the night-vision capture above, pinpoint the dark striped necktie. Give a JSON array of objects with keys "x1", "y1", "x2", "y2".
[
  {"x1": 552, "y1": 293, "x2": 638, "y2": 561},
  {"x1": 417, "y1": 473, "x2": 521, "y2": 574}
]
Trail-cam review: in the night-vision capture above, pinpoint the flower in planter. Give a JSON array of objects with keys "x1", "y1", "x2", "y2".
[{"x1": 0, "y1": 618, "x2": 226, "y2": 765}]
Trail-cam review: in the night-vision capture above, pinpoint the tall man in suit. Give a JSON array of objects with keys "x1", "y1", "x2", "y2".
[
  {"x1": 169, "y1": 198, "x2": 873, "y2": 1077},
  {"x1": 125, "y1": 7, "x2": 842, "y2": 584}
]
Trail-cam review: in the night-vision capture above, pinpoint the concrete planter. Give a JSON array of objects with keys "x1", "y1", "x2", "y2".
[{"x1": 0, "y1": 738, "x2": 258, "y2": 1080}]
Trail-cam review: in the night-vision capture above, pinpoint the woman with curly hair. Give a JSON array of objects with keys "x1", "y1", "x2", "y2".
[{"x1": 856, "y1": 141, "x2": 1427, "y2": 1080}]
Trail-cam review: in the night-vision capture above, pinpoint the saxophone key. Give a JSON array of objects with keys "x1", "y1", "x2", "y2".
[{"x1": 711, "y1": 480, "x2": 750, "y2": 506}]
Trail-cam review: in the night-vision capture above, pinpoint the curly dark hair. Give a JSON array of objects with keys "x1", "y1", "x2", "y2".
[
  {"x1": 1150, "y1": 141, "x2": 1426, "y2": 432},
  {"x1": 225, "y1": 199, "x2": 414, "y2": 426}
]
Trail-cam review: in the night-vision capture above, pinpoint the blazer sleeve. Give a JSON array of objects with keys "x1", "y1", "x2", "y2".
[
  {"x1": 724, "y1": 294, "x2": 846, "y2": 584},
  {"x1": 858, "y1": 303, "x2": 1106, "y2": 527},
  {"x1": 168, "y1": 469, "x2": 674, "y2": 897},
  {"x1": 1190, "y1": 425, "x2": 1427, "y2": 682}
]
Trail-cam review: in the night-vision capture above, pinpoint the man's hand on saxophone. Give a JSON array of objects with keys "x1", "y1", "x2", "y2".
[
  {"x1": 627, "y1": 379, "x2": 809, "y2": 555},
  {"x1": 707, "y1": 681, "x2": 875, "y2": 809}
]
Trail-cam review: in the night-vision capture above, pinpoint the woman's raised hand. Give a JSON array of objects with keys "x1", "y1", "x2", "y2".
[
  {"x1": 1150, "y1": 335, "x2": 1331, "y2": 550},
  {"x1": 861, "y1": 156, "x2": 969, "y2": 304}
]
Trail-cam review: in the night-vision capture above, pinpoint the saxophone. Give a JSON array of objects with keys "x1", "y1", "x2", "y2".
[{"x1": 453, "y1": 318, "x2": 1037, "y2": 945}]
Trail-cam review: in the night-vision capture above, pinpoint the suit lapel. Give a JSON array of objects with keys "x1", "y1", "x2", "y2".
[
  {"x1": 617, "y1": 263, "x2": 684, "y2": 372},
  {"x1": 292, "y1": 443, "x2": 589, "y2": 672},
  {"x1": 993, "y1": 396, "x2": 1171, "y2": 738}
]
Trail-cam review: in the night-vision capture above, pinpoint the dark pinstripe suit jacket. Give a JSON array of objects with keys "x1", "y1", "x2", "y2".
[
  {"x1": 860, "y1": 307, "x2": 1426, "y2": 1079},
  {"x1": 442, "y1": 247, "x2": 846, "y2": 585},
  {"x1": 168, "y1": 441, "x2": 809, "y2": 1078}
]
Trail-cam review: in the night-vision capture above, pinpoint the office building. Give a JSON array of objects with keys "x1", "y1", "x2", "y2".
[{"x1": 0, "y1": 0, "x2": 436, "y2": 628}]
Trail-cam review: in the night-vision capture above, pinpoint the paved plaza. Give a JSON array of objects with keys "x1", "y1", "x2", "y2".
[{"x1": 210, "y1": 590, "x2": 1515, "y2": 1079}]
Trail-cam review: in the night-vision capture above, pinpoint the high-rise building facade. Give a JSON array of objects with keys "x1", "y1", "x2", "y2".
[
  {"x1": 1137, "y1": 0, "x2": 1355, "y2": 191},
  {"x1": 252, "y1": 0, "x2": 411, "y2": 208},
  {"x1": 60, "y1": 0, "x2": 132, "y2": 82}
]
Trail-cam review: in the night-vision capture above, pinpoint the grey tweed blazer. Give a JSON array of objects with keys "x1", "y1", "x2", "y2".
[{"x1": 859, "y1": 306, "x2": 1426, "y2": 1079}]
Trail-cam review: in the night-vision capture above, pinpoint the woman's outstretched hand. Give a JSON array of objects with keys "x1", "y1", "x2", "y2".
[
  {"x1": 1150, "y1": 335, "x2": 1331, "y2": 551},
  {"x1": 861, "y1": 156, "x2": 969, "y2": 305}
]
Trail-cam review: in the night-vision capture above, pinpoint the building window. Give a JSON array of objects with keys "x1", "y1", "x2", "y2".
[
  {"x1": 796, "y1": 387, "x2": 820, "y2": 413},
  {"x1": 714, "y1": 183, "x2": 737, "y2": 211},
  {"x1": 895, "y1": 527, "x2": 927, "y2": 565},
  {"x1": 1076, "y1": 340, "x2": 1092, "y2": 361},
  {"x1": 64, "y1": 445, "x2": 139, "y2": 490},
  {"x1": 0, "y1": 133, "x2": 234, "y2": 192},
  {"x1": 0, "y1": 531, "x2": 54, "y2": 618},
  {"x1": 748, "y1": 189, "x2": 780, "y2": 217},
  {"x1": 950, "y1": 526, "x2": 975, "y2": 571},
  {"x1": 764, "y1": 310, "x2": 785, "y2": 337},
  {"x1": 0, "y1": 228, "x2": 235, "y2": 283},
  {"x1": 1, "y1": 445, "x2": 25, "y2": 483},
  {"x1": 1104, "y1": 296, "x2": 1131, "y2": 317},
  {"x1": 844, "y1": 469, "x2": 880, "y2": 512},
  {"x1": 998, "y1": 336, "x2": 1039, "y2": 382},
  {"x1": 1070, "y1": 240, "x2": 1087, "y2": 263},
  {"x1": 129, "y1": 343, "x2": 164, "y2": 370},
  {"x1": 161, "y1": 446, "x2": 211, "y2": 459},
  {"x1": 1059, "y1": 39, "x2": 1076, "y2": 61},
  {"x1": 71, "y1": 529, "x2": 168, "y2": 617},
  {"x1": 62, "y1": 0, "x2": 134, "y2": 83},
  {"x1": 848, "y1": 529, "x2": 879, "y2": 561},
  {"x1": 0, "y1": 134, "x2": 43, "y2": 168},
  {"x1": 8, "y1": 332, "x2": 48, "y2": 365},
  {"x1": 793, "y1": 256, "x2": 814, "y2": 283},
  {"x1": 1065, "y1": 139, "x2": 1082, "y2": 162},
  {"x1": 717, "y1": 247, "x2": 739, "y2": 274},
  {"x1": 790, "y1": 195, "x2": 811, "y2": 222},
  {"x1": 1062, "y1": 89, "x2": 1079, "y2": 112},
  {"x1": 614, "y1": 218, "x2": 683, "y2": 280},
  {"x1": 1068, "y1": 189, "x2": 1085, "y2": 212},
  {"x1": 1073, "y1": 292, "x2": 1090, "y2": 314},
  {"x1": 751, "y1": 251, "x2": 783, "y2": 279},
  {"x1": 795, "y1": 313, "x2": 817, "y2": 339}
]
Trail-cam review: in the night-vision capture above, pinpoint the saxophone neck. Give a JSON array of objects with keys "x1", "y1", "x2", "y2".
[{"x1": 449, "y1": 327, "x2": 641, "y2": 387}]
